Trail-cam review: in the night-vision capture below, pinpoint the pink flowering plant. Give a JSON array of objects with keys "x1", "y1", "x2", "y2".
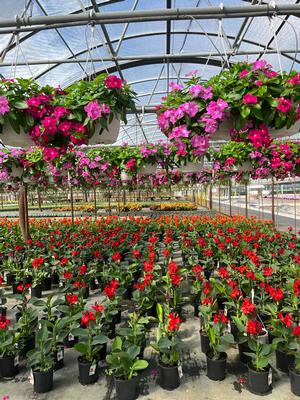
[
  {"x1": 157, "y1": 76, "x2": 229, "y2": 163},
  {"x1": 0, "y1": 147, "x2": 25, "y2": 182},
  {"x1": 210, "y1": 61, "x2": 300, "y2": 137}
]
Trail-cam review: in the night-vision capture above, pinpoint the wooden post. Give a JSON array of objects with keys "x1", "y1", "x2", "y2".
[
  {"x1": 108, "y1": 188, "x2": 111, "y2": 215},
  {"x1": 271, "y1": 177, "x2": 275, "y2": 227},
  {"x1": 122, "y1": 189, "x2": 126, "y2": 206},
  {"x1": 37, "y1": 189, "x2": 42, "y2": 211},
  {"x1": 19, "y1": 183, "x2": 31, "y2": 241},
  {"x1": 245, "y1": 181, "x2": 248, "y2": 218},
  {"x1": 209, "y1": 183, "x2": 213, "y2": 210},
  {"x1": 218, "y1": 184, "x2": 221, "y2": 212}
]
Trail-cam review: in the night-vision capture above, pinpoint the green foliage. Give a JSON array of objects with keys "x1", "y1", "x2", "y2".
[{"x1": 27, "y1": 320, "x2": 54, "y2": 372}]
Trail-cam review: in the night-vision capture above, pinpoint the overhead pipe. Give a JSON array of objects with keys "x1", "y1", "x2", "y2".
[{"x1": 0, "y1": 4, "x2": 299, "y2": 30}]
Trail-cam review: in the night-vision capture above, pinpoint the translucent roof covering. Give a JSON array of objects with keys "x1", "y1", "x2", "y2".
[{"x1": 0, "y1": 0, "x2": 299, "y2": 144}]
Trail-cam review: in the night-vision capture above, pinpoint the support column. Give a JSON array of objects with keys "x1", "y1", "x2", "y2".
[
  {"x1": 245, "y1": 181, "x2": 248, "y2": 219},
  {"x1": 70, "y1": 184, "x2": 74, "y2": 224},
  {"x1": 93, "y1": 187, "x2": 97, "y2": 219},
  {"x1": 19, "y1": 183, "x2": 31, "y2": 241},
  {"x1": 229, "y1": 181, "x2": 232, "y2": 217},
  {"x1": 271, "y1": 177, "x2": 275, "y2": 227}
]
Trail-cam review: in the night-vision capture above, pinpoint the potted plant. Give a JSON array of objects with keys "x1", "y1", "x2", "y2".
[
  {"x1": 28, "y1": 256, "x2": 48, "y2": 298},
  {"x1": 244, "y1": 319, "x2": 277, "y2": 395},
  {"x1": 117, "y1": 312, "x2": 149, "y2": 358},
  {"x1": 0, "y1": 315, "x2": 19, "y2": 378},
  {"x1": 151, "y1": 304, "x2": 184, "y2": 391},
  {"x1": 27, "y1": 320, "x2": 54, "y2": 394},
  {"x1": 205, "y1": 311, "x2": 234, "y2": 381},
  {"x1": 72, "y1": 309, "x2": 108, "y2": 385},
  {"x1": 106, "y1": 336, "x2": 148, "y2": 400},
  {"x1": 289, "y1": 326, "x2": 300, "y2": 396}
]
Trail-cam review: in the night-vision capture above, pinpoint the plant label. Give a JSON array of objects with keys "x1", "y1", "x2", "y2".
[
  {"x1": 89, "y1": 362, "x2": 97, "y2": 376},
  {"x1": 268, "y1": 369, "x2": 272, "y2": 386},
  {"x1": 251, "y1": 288, "x2": 255, "y2": 303},
  {"x1": 95, "y1": 279, "x2": 99, "y2": 285},
  {"x1": 59, "y1": 281, "x2": 64, "y2": 287},
  {"x1": 14, "y1": 355, "x2": 19, "y2": 366},
  {"x1": 68, "y1": 333, "x2": 74, "y2": 341},
  {"x1": 57, "y1": 349, "x2": 63, "y2": 361},
  {"x1": 178, "y1": 363, "x2": 183, "y2": 379},
  {"x1": 29, "y1": 371, "x2": 34, "y2": 385}
]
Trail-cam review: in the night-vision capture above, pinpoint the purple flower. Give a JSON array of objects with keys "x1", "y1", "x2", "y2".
[
  {"x1": 0, "y1": 96, "x2": 9, "y2": 115},
  {"x1": 189, "y1": 84, "x2": 205, "y2": 98},
  {"x1": 204, "y1": 118, "x2": 218, "y2": 133},
  {"x1": 191, "y1": 135, "x2": 209, "y2": 153},
  {"x1": 84, "y1": 100, "x2": 102, "y2": 120},
  {"x1": 178, "y1": 101, "x2": 198, "y2": 117},
  {"x1": 174, "y1": 140, "x2": 187, "y2": 156},
  {"x1": 169, "y1": 82, "x2": 183, "y2": 91},
  {"x1": 252, "y1": 60, "x2": 267, "y2": 71}
]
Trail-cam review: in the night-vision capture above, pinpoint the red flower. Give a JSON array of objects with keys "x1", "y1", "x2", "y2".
[
  {"x1": 133, "y1": 249, "x2": 141, "y2": 259},
  {"x1": 163, "y1": 249, "x2": 170, "y2": 257},
  {"x1": 78, "y1": 265, "x2": 87, "y2": 275},
  {"x1": 278, "y1": 313, "x2": 293, "y2": 328},
  {"x1": 31, "y1": 257, "x2": 45, "y2": 268},
  {"x1": 294, "y1": 279, "x2": 300, "y2": 296},
  {"x1": 292, "y1": 326, "x2": 300, "y2": 337},
  {"x1": 204, "y1": 249, "x2": 213, "y2": 257},
  {"x1": 60, "y1": 257, "x2": 69, "y2": 266},
  {"x1": 112, "y1": 252, "x2": 121, "y2": 262},
  {"x1": 63, "y1": 271, "x2": 72, "y2": 279},
  {"x1": 104, "y1": 279, "x2": 118, "y2": 298},
  {"x1": 218, "y1": 267, "x2": 228, "y2": 279},
  {"x1": 213, "y1": 312, "x2": 228, "y2": 324},
  {"x1": 170, "y1": 274, "x2": 182, "y2": 286},
  {"x1": 202, "y1": 297, "x2": 213, "y2": 305},
  {"x1": 0, "y1": 276, "x2": 3, "y2": 286},
  {"x1": 263, "y1": 267, "x2": 273, "y2": 277},
  {"x1": 230, "y1": 287, "x2": 242, "y2": 299},
  {"x1": 92, "y1": 303, "x2": 104, "y2": 313},
  {"x1": 241, "y1": 298, "x2": 256, "y2": 315},
  {"x1": 81, "y1": 311, "x2": 96, "y2": 326},
  {"x1": 144, "y1": 260, "x2": 154, "y2": 272},
  {"x1": 203, "y1": 281, "x2": 211, "y2": 295},
  {"x1": 167, "y1": 313, "x2": 181, "y2": 331},
  {"x1": 94, "y1": 250, "x2": 101, "y2": 258},
  {"x1": 269, "y1": 287, "x2": 284, "y2": 302},
  {"x1": 66, "y1": 293, "x2": 78, "y2": 305},
  {"x1": 246, "y1": 320, "x2": 263, "y2": 335},
  {"x1": 168, "y1": 261, "x2": 178, "y2": 275},
  {"x1": 0, "y1": 316, "x2": 10, "y2": 330}
]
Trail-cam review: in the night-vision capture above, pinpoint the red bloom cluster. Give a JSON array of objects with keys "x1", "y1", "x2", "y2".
[
  {"x1": 168, "y1": 261, "x2": 182, "y2": 286},
  {"x1": 241, "y1": 298, "x2": 256, "y2": 315},
  {"x1": 0, "y1": 316, "x2": 10, "y2": 330},
  {"x1": 31, "y1": 257, "x2": 45, "y2": 268},
  {"x1": 81, "y1": 311, "x2": 96, "y2": 326},
  {"x1": 66, "y1": 293, "x2": 78, "y2": 305},
  {"x1": 292, "y1": 326, "x2": 300, "y2": 337},
  {"x1": 213, "y1": 312, "x2": 228, "y2": 324},
  {"x1": 92, "y1": 303, "x2": 104, "y2": 313},
  {"x1": 246, "y1": 319, "x2": 263, "y2": 335},
  {"x1": 104, "y1": 279, "x2": 119, "y2": 298},
  {"x1": 17, "y1": 283, "x2": 31, "y2": 292},
  {"x1": 167, "y1": 313, "x2": 182, "y2": 331},
  {"x1": 294, "y1": 279, "x2": 300, "y2": 296},
  {"x1": 278, "y1": 313, "x2": 293, "y2": 328},
  {"x1": 78, "y1": 265, "x2": 87, "y2": 275}
]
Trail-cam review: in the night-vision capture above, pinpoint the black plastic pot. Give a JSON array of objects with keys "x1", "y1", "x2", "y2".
[
  {"x1": 106, "y1": 321, "x2": 116, "y2": 340},
  {"x1": 115, "y1": 375, "x2": 138, "y2": 400},
  {"x1": 203, "y1": 269, "x2": 212, "y2": 280},
  {"x1": 81, "y1": 286, "x2": 89, "y2": 299},
  {"x1": 0, "y1": 355, "x2": 19, "y2": 378},
  {"x1": 12, "y1": 282, "x2": 21, "y2": 295},
  {"x1": 53, "y1": 346, "x2": 64, "y2": 371},
  {"x1": 248, "y1": 364, "x2": 272, "y2": 395},
  {"x1": 133, "y1": 269, "x2": 141, "y2": 283},
  {"x1": 230, "y1": 322, "x2": 239, "y2": 342},
  {"x1": 193, "y1": 297, "x2": 199, "y2": 317},
  {"x1": 78, "y1": 357, "x2": 99, "y2": 385},
  {"x1": 276, "y1": 348, "x2": 295, "y2": 373},
  {"x1": 113, "y1": 310, "x2": 122, "y2": 325},
  {"x1": 63, "y1": 334, "x2": 78, "y2": 348},
  {"x1": 51, "y1": 272, "x2": 60, "y2": 285},
  {"x1": 6, "y1": 273, "x2": 15, "y2": 286},
  {"x1": 217, "y1": 297, "x2": 226, "y2": 311},
  {"x1": 124, "y1": 285, "x2": 133, "y2": 300},
  {"x1": 206, "y1": 351, "x2": 227, "y2": 381},
  {"x1": 23, "y1": 275, "x2": 32, "y2": 285},
  {"x1": 31, "y1": 284, "x2": 42, "y2": 298},
  {"x1": 146, "y1": 302, "x2": 157, "y2": 318},
  {"x1": 42, "y1": 277, "x2": 52, "y2": 291},
  {"x1": 89, "y1": 278, "x2": 98, "y2": 291},
  {"x1": 199, "y1": 331, "x2": 210, "y2": 354},
  {"x1": 33, "y1": 369, "x2": 53, "y2": 393},
  {"x1": 0, "y1": 306, "x2": 7, "y2": 317},
  {"x1": 238, "y1": 341, "x2": 252, "y2": 364},
  {"x1": 159, "y1": 363, "x2": 180, "y2": 391},
  {"x1": 289, "y1": 365, "x2": 300, "y2": 396}
]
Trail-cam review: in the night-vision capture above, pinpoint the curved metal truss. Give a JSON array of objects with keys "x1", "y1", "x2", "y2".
[{"x1": 0, "y1": 0, "x2": 299, "y2": 144}]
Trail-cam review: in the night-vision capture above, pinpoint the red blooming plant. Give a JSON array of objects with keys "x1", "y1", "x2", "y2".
[
  {"x1": 292, "y1": 326, "x2": 300, "y2": 374},
  {"x1": 0, "y1": 316, "x2": 18, "y2": 363},
  {"x1": 151, "y1": 303, "x2": 184, "y2": 367}
]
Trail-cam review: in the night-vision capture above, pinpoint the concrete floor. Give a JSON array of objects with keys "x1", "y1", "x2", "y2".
[{"x1": 1, "y1": 303, "x2": 298, "y2": 400}]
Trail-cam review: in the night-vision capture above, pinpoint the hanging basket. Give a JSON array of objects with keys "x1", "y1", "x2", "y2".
[
  {"x1": 88, "y1": 116, "x2": 120, "y2": 145},
  {"x1": 137, "y1": 164, "x2": 157, "y2": 175},
  {"x1": 232, "y1": 161, "x2": 253, "y2": 173},
  {"x1": 0, "y1": 122, "x2": 33, "y2": 148},
  {"x1": 10, "y1": 166, "x2": 24, "y2": 178},
  {"x1": 179, "y1": 159, "x2": 204, "y2": 174},
  {"x1": 212, "y1": 118, "x2": 300, "y2": 141}
]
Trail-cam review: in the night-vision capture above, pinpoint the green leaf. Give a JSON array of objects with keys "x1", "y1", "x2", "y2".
[
  {"x1": 132, "y1": 359, "x2": 148, "y2": 371},
  {"x1": 74, "y1": 342, "x2": 87, "y2": 355},
  {"x1": 13, "y1": 101, "x2": 28, "y2": 109},
  {"x1": 112, "y1": 336, "x2": 122, "y2": 352}
]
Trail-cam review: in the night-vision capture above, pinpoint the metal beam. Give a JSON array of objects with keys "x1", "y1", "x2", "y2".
[
  {"x1": 0, "y1": 5, "x2": 299, "y2": 29},
  {"x1": 1, "y1": 49, "x2": 299, "y2": 68}
]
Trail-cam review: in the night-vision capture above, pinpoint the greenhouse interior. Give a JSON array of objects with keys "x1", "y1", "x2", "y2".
[{"x1": 1, "y1": 1, "x2": 300, "y2": 399}]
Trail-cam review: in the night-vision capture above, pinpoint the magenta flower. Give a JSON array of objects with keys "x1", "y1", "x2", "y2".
[
  {"x1": 178, "y1": 101, "x2": 198, "y2": 118},
  {"x1": 27, "y1": 97, "x2": 41, "y2": 107},
  {"x1": 185, "y1": 69, "x2": 199, "y2": 77},
  {"x1": 276, "y1": 97, "x2": 292, "y2": 113},
  {"x1": 53, "y1": 106, "x2": 69, "y2": 119},
  {"x1": 169, "y1": 82, "x2": 183, "y2": 91},
  {"x1": 239, "y1": 69, "x2": 249, "y2": 78},
  {"x1": 43, "y1": 147, "x2": 60, "y2": 161},
  {"x1": 125, "y1": 158, "x2": 136, "y2": 170},
  {"x1": 204, "y1": 118, "x2": 218, "y2": 133},
  {"x1": 191, "y1": 135, "x2": 209, "y2": 153},
  {"x1": 243, "y1": 94, "x2": 258, "y2": 104},
  {"x1": 254, "y1": 80, "x2": 263, "y2": 86},
  {"x1": 0, "y1": 96, "x2": 10, "y2": 115},
  {"x1": 288, "y1": 74, "x2": 300, "y2": 85},
  {"x1": 104, "y1": 75, "x2": 123, "y2": 89},
  {"x1": 252, "y1": 60, "x2": 267, "y2": 71},
  {"x1": 169, "y1": 125, "x2": 190, "y2": 139},
  {"x1": 189, "y1": 84, "x2": 205, "y2": 98},
  {"x1": 84, "y1": 100, "x2": 102, "y2": 120}
]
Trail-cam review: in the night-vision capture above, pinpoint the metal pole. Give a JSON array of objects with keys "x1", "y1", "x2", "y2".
[
  {"x1": 229, "y1": 181, "x2": 232, "y2": 217},
  {"x1": 209, "y1": 183, "x2": 213, "y2": 210},
  {"x1": 245, "y1": 181, "x2": 248, "y2": 219},
  {"x1": 2, "y1": 5, "x2": 300, "y2": 29},
  {"x1": 218, "y1": 184, "x2": 221, "y2": 212},
  {"x1": 19, "y1": 183, "x2": 31, "y2": 241},
  {"x1": 93, "y1": 187, "x2": 97, "y2": 219},
  {"x1": 70, "y1": 185, "x2": 74, "y2": 224}
]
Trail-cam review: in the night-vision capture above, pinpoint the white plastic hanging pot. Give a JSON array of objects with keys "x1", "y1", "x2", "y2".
[
  {"x1": 121, "y1": 171, "x2": 131, "y2": 182},
  {"x1": 232, "y1": 161, "x2": 253, "y2": 172},
  {"x1": 180, "y1": 159, "x2": 204, "y2": 173},
  {"x1": 137, "y1": 164, "x2": 157, "y2": 175},
  {"x1": 88, "y1": 116, "x2": 120, "y2": 145},
  {"x1": 0, "y1": 122, "x2": 33, "y2": 147}
]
